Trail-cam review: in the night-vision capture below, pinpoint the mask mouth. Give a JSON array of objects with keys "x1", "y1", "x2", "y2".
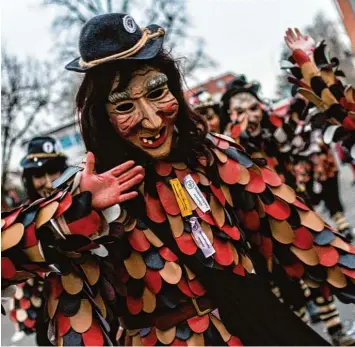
[{"x1": 139, "y1": 126, "x2": 168, "y2": 148}]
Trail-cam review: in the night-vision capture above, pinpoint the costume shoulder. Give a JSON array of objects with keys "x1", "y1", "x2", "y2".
[{"x1": 207, "y1": 132, "x2": 355, "y2": 303}]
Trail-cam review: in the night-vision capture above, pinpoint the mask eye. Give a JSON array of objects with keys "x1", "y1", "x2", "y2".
[
  {"x1": 147, "y1": 87, "x2": 166, "y2": 100},
  {"x1": 115, "y1": 102, "x2": 134, "y2": 113}
]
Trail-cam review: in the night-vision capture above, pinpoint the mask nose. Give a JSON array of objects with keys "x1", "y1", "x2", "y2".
[{"x1": 139, "y1": 99, "x2": 162, "y2": 130}]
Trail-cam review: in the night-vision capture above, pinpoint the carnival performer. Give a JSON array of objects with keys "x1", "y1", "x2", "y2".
[
  {"x1": 220, "y1": 74, "x2": 355, "y2": 345},
  {"x1": 2, "y1": 14, "x2": 355, "y2": 346},
  {"x1": 8, "y1": 136, "x2": 67, "y2": 345}
]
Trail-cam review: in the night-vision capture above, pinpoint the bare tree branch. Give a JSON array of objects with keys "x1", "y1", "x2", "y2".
[{"x1": 1, "y1": 49, "x2": 57, "y2": 191}]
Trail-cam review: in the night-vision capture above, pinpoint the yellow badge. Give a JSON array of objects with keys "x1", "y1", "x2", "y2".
[{"x1": 169, "y1": 178, "x2": 192, "y2": 217}]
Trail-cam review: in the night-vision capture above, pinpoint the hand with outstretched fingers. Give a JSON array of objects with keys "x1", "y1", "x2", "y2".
[
  {"x1": 284, "y1": 28, "x2": 315, "y2": 53},
  {"x1": 80, "y1": 152, "x2": 145, "y2": 210}
]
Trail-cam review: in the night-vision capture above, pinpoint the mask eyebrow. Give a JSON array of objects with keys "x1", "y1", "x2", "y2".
[
  {"x1": 108, "y1": 90, "x2": 131, "y2": 104},
  {"x1": 146, "y1": 73, "x2": 168, "y2": 92}
]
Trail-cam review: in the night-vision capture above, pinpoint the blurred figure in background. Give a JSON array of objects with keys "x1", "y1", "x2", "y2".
[{"x1": 9, "y1": 136, "x2": 68, "y2": 345}]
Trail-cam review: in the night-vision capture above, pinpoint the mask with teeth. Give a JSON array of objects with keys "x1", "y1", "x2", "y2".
[{"x1": 106, "y1": 67, "x2": 179, "y2": 159}]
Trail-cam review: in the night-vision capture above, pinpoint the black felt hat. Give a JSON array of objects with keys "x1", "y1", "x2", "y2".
[
  {"x1": 20, "y1": 136, "x2": 67, "y2": 169},
  {"x1": 65, "y1": 13, "x2": 165, "y2": 72},
  {"x1": 222, "y1": 75, "x2": 262, "y2": 105}
]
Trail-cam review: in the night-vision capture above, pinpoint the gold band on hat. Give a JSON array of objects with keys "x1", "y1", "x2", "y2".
[
  {"x1": 79, "y1": 27, "x2": 165, "y2": 68},
  {"x1": 26, "y1": 153, "x2": 65, "y2": 160}
]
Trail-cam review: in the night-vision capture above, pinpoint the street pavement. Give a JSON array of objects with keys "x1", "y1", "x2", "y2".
[{"x1": 1, "y1": 162, "x2": 355, "y2": 346}]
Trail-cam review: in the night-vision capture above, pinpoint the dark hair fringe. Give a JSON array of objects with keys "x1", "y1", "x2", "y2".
[{"x1": 76, "y1": 49, "x2": 212, "y2": 172}]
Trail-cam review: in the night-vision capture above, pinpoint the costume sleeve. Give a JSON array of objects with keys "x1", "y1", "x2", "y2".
[
  {"x1": 1, "y1": 167, "x2": 119, "y2": 346},
  {"x1": 287, "y1": 42, "x2": 355, "y2": 130},
  {"x1": 209, "y1": 133, "x2": 355, "y2": 304}
]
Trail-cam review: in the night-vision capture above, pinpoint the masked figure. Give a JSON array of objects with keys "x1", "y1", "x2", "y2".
[
  {"x1": 2, "y1": 15, "x2": 355, "y2": 347},
  {"x1": 189, "y1": 89, "x2": 222, "y2": 133},
  {"x1": 8, "y1": 136, "x2": 68, "y2": 345}
]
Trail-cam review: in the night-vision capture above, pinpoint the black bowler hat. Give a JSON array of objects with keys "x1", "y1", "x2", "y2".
[
  {"x1": 20, "y1": 136, "x2": 67, "y2": 169},
  {"x1": 65, "y1": 13, "x2": 165, "y2": 72}
]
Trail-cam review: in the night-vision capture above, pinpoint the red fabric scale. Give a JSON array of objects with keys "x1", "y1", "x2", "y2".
[
  {"x1": 82, "y1": 320, "x2": 104, "y2": 346},
  {"x1": 68, "y1": 210, "x2": 102, "y2": 237},
  {"x1": 242, "y1": 210, "x2": 260, "y2": 231},
  {"x1": 260, "y1": 167, "x2": 282, "y2": 187},
  {"x1": 19, "y1": 298, "x2": 31, "y2": 310},
  {"x1": 141, "y1": 327, "x2": 158, "y2": 346},
  {"x1": 259, "y1": 235, "x2": 273, "y2": 261},
  {"x1": 245, "y1": 170, "x2": 266, "y2": 193},
  {"x1": 196, "y1": 207, "x2": 215, "y2": 225},
  {"x1": 54, "y1": 192, "x2": 73, "y2": 218},
  {"x1": 145, "y1": 194, "x2": 167, "y2": 223},
  {"x1": 144, "y1": 269, "x2": 162, "y2": 294},
  {"x1": 171, "y1": 338, "x2": 187, "y2": 346},
  {"x1": 228, "y1": 335, "x2": 244, "y2": 346},
  {"x1": 283, "y1": 262, "x2": 305, "y2": 278},
  {"x1": 177, "y1": 277, "x2": 195, "y2": 298},
  {"x1": 1, "y1": 257, "x2": 17, "y2": 279},
  {"x1": 187, "y1": 314, "x2": 210, "y2": 333},
  {"x1": 339, "y1": 267, "x2": 355, "y2": 279},
  {"x1": 292, "y1": 199, "x2": 310, "y2": 211},
  {"x1": 128, "y1": 228, "x2": 150, "y2": 252},
  {"x1": 210, "y1": 185, "x2": 226, "y2": 206},
  {"x1": 293, "y1": 227, "x2": 313, "y2": 250},
  {"x1": 155, "y1": 162, "x2": 173, "y2": 177},
  {"x1": 213, "y1": 238, "x2": 234, "y2": 266},
  {"x1": 188, "y1": 278, "x2": 206, "y2": 296},
  {"x1": 47, "y1": 274, "x2": 63, "y2": 298},
  {"x1": 315, "y1": 246, "x2": 339, "y2": 267},
  {"x1": 24, "y1": 318, "x2": 36, "y2": 328},
  {"x1": 23, "y1": 223, "x2": 38, "y2": 248},
  {"x1": 233, "y1": 264, "x2": 246, "y2": 276},
  {"x1": 175, "y1": 232, "x2": 198, "y2": 255},
  {"x1": 3, "y1": 207, "x2": 23, "y2": 229},
  {"x1": 156, "y1": 182, "x2": 180, "y2": 216},
  {"x1": 159, "y1": 247, "x2": 178, "y2": 262},
  {"x1": 221, "y1": 224, "x2": 240, "y2": 240},
  {"x1": 214, "y1": 137, "x2": 230, "y2": 150},
  {"x1": 218, "y1": 159, "x2": 241, "y2": 185},
  {"x1": 264, "y1": 198, "x2": 291, "y2": 220},
  {"x1": 126, "y1": 296, "x2": 143, "y2": 315},
  {"x1": 56, "y1": 311, "x2": 71, "y2": 336}
]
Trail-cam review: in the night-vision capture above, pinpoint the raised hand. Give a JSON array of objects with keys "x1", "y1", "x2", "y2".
[
  {"x1": 284, "y1": 28, "x2": 315, "y2": 53},
  {"x1": 80, "y1": 152, "x2": 145, "y2": 210}
]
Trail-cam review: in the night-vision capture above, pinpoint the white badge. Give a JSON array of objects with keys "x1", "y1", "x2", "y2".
[
  {"x1": 189, "y1": 217, "x2": 215, "y2": 258},
  {"x1": 43, "y1": 141, "x2": 54, "y2": 153},
  {"x1": 183, "y1": 174, "x2": 210, "y2": 213},
  {"x1": 123, "y1": 15, "x2": 137, "y2": 33}
]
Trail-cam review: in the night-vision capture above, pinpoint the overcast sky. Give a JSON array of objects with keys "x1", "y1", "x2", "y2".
[{"x1": 1, "y1": 0, "x2": 343, "y2": 98}]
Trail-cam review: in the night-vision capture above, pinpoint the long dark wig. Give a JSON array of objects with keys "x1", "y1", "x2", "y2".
[
  {"x1": 22, "y1": 158, "x2": 68, "y2": 202},
  {"x1": 76, "y1": 50, "x2": 211, "y2": 173}
]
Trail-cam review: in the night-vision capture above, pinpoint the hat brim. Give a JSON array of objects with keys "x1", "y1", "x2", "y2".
[
  {"x1": 65, "y1": 24, "x2": 164, "y2": 73},
  {"x1": 20, "y1": 154, "x2": 67, "y2": 169}
]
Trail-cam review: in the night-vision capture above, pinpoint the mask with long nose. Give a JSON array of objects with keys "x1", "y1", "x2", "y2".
[{"x1": 106, "y1": 67, "x2": 179, "y2": 159}]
